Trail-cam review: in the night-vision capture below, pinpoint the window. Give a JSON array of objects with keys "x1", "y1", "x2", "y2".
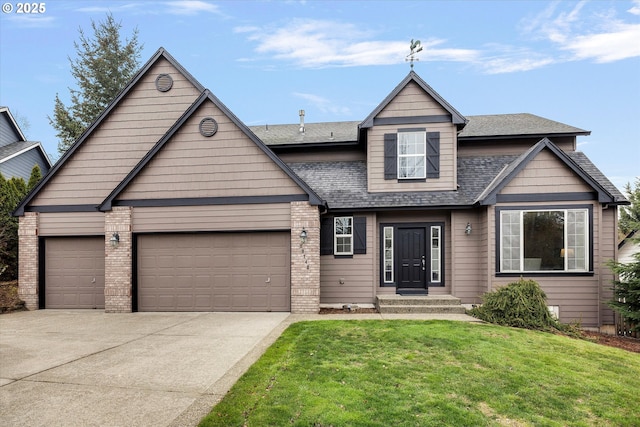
[
  {"x1": 383, "y1": 227, "x2": 394, "y2": 283},
  {"x1": 335, "y1": 217, "x2": 353, "y2": 255},
  {"x1": 499, "y1": 208, "x2": 589, "y2": 273},
  {"x1": 431, "y1": 226, "x2": 441, "y2": 283},
  {"x1": 397, "y1": 131, "x2": 426, "y2": 179}
]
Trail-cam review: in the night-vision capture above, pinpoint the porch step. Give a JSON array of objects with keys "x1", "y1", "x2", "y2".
[{"x1": 376, "y1": 295, "x2": 466, "y2": 314}]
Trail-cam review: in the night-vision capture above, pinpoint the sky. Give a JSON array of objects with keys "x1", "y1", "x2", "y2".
[{"x1": 1, "y1": 0, "x2": 639, "y2": 193}]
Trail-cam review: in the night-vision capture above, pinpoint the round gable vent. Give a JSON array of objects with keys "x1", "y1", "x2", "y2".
[
  {"x1": 199, "y1": 117, "x2": 218, "y2": 137},
  {"x1": 155, "y1": 74, "x2": 173, "y2": 92}
]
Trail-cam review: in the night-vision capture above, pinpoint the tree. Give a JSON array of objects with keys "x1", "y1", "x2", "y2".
[
  {"x1": 608, "y1": 243, "x2": 640, "y2": 335},
  {"x1": 0, "y1": 166, "x2": 43, "y2": 280},
  {"x1": 619, "y1": 178, "x2": 640, "y2": 236},
  {"x1": 49, "y1": 13, "x2": 142, "y2": 155}
]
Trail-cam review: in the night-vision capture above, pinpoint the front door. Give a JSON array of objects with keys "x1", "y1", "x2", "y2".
[{"x1": 398, "y1": 227, "x2": 427, "y2": 293}]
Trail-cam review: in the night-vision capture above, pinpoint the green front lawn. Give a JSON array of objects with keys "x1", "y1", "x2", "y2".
[{"x1": 200, "y1": 320, "x2": 640, "y2": 426}]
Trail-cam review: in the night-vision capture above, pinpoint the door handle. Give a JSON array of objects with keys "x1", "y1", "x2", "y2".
[{"x1": 421, "y1": 256, "x2": 426, "y2": 271}]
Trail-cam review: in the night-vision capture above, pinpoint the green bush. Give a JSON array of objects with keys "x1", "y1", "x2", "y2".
[{"x1": 469, "y1": 278, "x2": 561, "y2": 332}]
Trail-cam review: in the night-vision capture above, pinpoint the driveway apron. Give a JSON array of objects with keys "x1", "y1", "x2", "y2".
[{"x1": 0, "y1": 310, "x2": 290, "y2": 427}]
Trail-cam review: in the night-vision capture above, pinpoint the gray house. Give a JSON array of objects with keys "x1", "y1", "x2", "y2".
[
  {"x1": 14, "y1": 48, "x2": 627, "y2": 329},
  {"x1": 0, "y1": 107, "x2": 51, "y2": 181}
]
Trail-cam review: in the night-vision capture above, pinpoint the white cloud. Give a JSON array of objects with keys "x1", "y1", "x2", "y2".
[
  {"x1": 238, "y1": 19, "x2": 479, "y2": 69},
  {"x1": 293, "y1": 92, "x2": 351, "y2": 116},
  {"x1": 75, "y1": 3, "x2": 140, "y2": 13},
  {"x1": 4, "y1": 15, "x2": 56, "y2": 28},
  {"x1": 164, "y1": 1, "x2": 221, "y2": 16},
  {"x1": 524, "y1": 1, "x2": 640, "y2": 63}
]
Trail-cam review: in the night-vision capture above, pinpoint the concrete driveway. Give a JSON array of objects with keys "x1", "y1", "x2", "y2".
[{"x1": 0, "y1": 310, "x2": 291, "y2": 427}]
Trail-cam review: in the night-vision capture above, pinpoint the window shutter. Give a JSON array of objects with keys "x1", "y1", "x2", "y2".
[
  {"x1": 426, "y1": 132, "x2": 440, "y2": 179},
  {"x1": 384, "y1": 133, "x2": 397, "y2": 180},
  {"x1": 354, "y1": 217, "x2": 367, "y2": 254},
  {"x1": 320, "y1": 217, "x2": 334, "y2": 255}
]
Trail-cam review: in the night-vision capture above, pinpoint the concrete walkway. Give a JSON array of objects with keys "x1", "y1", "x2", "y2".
[{"x1": 0, "y1": 310, "x2": 478, "y2": 426}]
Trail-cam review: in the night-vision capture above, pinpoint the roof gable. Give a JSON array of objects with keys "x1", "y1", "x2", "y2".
[
  {"x1": 477, "y1": 138, "x2": 617, "y2": 205},
  {"x1": 0, "y1": 107, "x2": 27, "y2": 146},
  {"x1": 360, "y1": 71, "x2": 467, "y2": 128},
  {"x1": 100, "y1": 90, "x2": 324, "y2": 211},
  {"x1": 14, "y1": 48, "x2": 205, "y2": 216}
]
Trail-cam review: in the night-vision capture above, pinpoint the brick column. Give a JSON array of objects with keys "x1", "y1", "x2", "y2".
[
  {"x1": 290, "y1": 201, "x2": 320, "y2": 313},
  {"x1": 18, "y1": 212, "x2": 39, "y2": 310},
  {"x1": 104, "y1": 207, "x2": 133, "y2": 313}
]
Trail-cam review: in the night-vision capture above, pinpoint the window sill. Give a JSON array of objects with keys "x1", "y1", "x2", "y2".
[
  {"x1": 496, "y1": 271, "x2": 594, "y2": 277},
  {"x1": 397, "y1": 178, "x2": 426, "y2": 183},
  {"x1": 334, "y1": 254, "x2": 354, "y2": 259}
]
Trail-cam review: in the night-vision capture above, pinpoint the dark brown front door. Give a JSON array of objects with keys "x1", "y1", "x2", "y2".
[{"x1": 398, "y1": 227, "x2": 427, "y2": 292}]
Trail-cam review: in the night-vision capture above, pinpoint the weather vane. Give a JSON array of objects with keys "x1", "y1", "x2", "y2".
[{"x1": 406, "y1": 39, "x2": 423, "y2": 69}]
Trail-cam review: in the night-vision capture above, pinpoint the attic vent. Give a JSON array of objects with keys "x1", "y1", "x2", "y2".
[
  {"x1": 155, "y1": 74, "x2": 173, "y2": 92},
  {"x1": 199, "y1": 117, "x2": 218, "y2": 137}
]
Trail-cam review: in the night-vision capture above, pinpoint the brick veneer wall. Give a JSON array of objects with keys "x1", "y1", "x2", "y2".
[
  {"x1": 104, "y1": 207, "x2": 133, "y2": 313},
  {"x1": 290, "y1": 201, "x2": 320, "y2": 313},
  {"x1": 18, "y1": 212, "x2": 39, "y2": 310}
]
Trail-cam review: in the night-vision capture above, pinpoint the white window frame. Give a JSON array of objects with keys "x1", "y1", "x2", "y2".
[
  {"x1": 383, "y1": 226, "x2": 394, "y2": 283},
  {"x1": 430, "y1": 226, "x2": 442, "y2": 283},
  {"x1": 334, "y1": 217, "x2": 353, "y2": 256},
  {"x1": 397, "y1": 131, "x2": 426, "y2": 180},
  {"x1": 499, "y1": 208, "x2": 589, "y2": 273}
]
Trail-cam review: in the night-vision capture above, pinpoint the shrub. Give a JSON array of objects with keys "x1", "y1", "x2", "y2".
[{"x1": 469, "y1": 278, "x2": 561, "y2": 332}]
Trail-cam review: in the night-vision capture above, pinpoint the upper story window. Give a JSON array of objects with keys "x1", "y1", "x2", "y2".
[
  {"x1": 499, "y1": 207, "x2": 590, "y2": 273},
  {"x1": 384, "y1": 129, "x2": 440, "y2": 181},
  {"x1": 398, "y1": 131, "x2": 426, "y2": 179}
]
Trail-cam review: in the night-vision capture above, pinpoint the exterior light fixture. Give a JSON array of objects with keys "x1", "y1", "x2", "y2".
[
  {"x1": 465, "y1": 223, "x2": 472, "y2": 235},
  {"x1": 300, "y1": 228, "x2": 308, "y2": 245},
  {"x1": 110, "y1": 232, "x2": 120, "y2": 248}
]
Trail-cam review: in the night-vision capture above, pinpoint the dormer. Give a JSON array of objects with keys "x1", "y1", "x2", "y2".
[{"x1": 360, "y1": 71, "x2": 466, "y2": 193}]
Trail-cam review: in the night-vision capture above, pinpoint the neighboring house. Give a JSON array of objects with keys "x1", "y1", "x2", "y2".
[
  {"x1": 0, "y1": 106, "x2": 52, "y2": 181},
  {"x1": 14, "y1": 48, "x2": 628, "y2": 328},
  {"x1": 619, "y1": 230, "x2": 639, "y2": 266}
]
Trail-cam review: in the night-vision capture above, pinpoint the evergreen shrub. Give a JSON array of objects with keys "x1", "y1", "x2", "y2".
[{"x1": 469, "y1": 278, "x2": 562, "y2": 332}]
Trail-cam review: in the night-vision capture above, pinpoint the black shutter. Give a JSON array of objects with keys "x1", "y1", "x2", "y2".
[
  {"x1": 320, "y1": 217, "x2": 334, "y2": 255},
  {"x1": 426, "y1": 132, "x2": 440, "y2": 179},
  {"x1": 354, "y1": 217, "x2": 367, "y2": 254},
  {"x1": 384, "y1": 133, "x2": 397, "y2": 180}
]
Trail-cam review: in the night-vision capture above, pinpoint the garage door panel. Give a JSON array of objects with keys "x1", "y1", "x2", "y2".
[
  {"x1": 138, "y1": 232, "x2": 290, "y2": 312},
  {"x1": 45, "y1": 237, "x2": 105, "y2": 309}
]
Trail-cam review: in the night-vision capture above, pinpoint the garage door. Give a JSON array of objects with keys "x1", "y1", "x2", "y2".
[
  {"x1": 137, "y1": 232, "x2": 290, "y2": 312},
  {"x1": 44, "y1": 237, "x2": 105, "y2": 309}
]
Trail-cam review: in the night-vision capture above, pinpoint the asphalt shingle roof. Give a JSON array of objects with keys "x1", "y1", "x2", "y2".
[
  {"x1": 0, "y1": 140, "x2": 41, "y2": 162},
  {"x1": 250, "y1": 114, "x2": 589, "y2": 147},
  {"x1": 288, "y1": 150, "x2": 625, "y2": 210},
  {"x1": 458, "y1": 113, "x2": 590, "y2": 138},
  {"x1": 250, "y1": 121, "x2": 360, "y2": 146}
]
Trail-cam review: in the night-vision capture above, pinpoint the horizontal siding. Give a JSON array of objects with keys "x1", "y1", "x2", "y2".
[
  {"x1": 321, "y1": 213, "x2": 376, "y2": 304},
  {"x1": 132, "y1": 203, "x2": 291, "y2": 233},
  {"x1": 458, "y1": 137, "x2": 575, "y2": 156},
  {"x1": 368, "y1": 122, "x2": 457, "y2": 193},
  {"x1": 39, "y1": 212, "x2": 104, "y2": 236},
  {"x1": 377, "y1": 82, "x2": 449, "y2": 118},
  {"x1": 278, "y1": 149, "x2": 366, "y2": 163},
  {"x1": 489, "y1": 202, "x2": 605, "y2": 327},
  {"x1": 501, "y1": 149, "x2": 592, "y2": 194},
  {"x1": 31, "y1": 57, "x2": 201, "y2": 207},
  {"x1": 599, "y1": 207, "x2": 616, "y2": 325},
  {"x1": 0, "y1": 149, "x2": 49, "y2": 181},
  {"x1": 119, "y1": 101, "x2": 305, "y2": 200},
  {"x1": 0, "y1": 113, "x2": 22, "y2": 146},
  {"x1": 451, "y1": 210, "x2": 483, "y2": 304}
]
